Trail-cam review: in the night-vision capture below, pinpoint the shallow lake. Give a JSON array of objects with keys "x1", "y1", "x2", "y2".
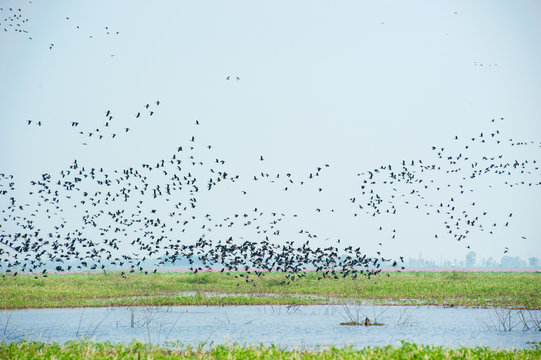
[{"x1": 1, "y1": 305, "x2": 540, "y2": 349}]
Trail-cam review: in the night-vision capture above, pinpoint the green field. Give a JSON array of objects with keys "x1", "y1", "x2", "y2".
[
  {"x1": 1, "y1": 340, "x2": 540, "y2": 360},
  {"x1": 1, "y1": 271, "x2": 539, "y2": 309}
]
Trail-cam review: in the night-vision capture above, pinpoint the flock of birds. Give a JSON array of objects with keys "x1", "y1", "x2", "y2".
[
  {"x1": 3, "y1": 107, "x2": 391, "y2": 282},
  {"x1": 1, "y1": 4, "x2": 539, "y2": 283},
  {"x1": 1, "y1": 4, "x2": 119, "y2": 54},
  {"x1": 26, "y1": 101, "x2": 161, "y2": 145},
  {"x1": 350, "y1": 137, "x2": 537, "y2": 258},
  {"x1": 0, "y1": 6, "x2": 30, "y2": 38},
  {"x1": 1, "y1": 104, "x2": 540, "y2": 282},
  {"x1": 75, "y1": 102, "x2": 160, "y2": 145}
]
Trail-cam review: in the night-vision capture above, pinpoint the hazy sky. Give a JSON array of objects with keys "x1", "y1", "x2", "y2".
[{"x1": 1, "y1": 0, "x2": 540, "y2": 264}]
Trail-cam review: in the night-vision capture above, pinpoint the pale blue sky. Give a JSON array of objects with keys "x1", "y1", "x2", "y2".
[{"x1": 1, "y1": 0, "x2": 540, "y2": 264}]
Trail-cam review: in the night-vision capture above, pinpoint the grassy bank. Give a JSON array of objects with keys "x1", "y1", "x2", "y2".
[
  {"x1": 1, "y1": 340, "x2": 540, "y2": 359},
  {"x1": 1, "y1": 271, "x2": 539, "y2": 309}
]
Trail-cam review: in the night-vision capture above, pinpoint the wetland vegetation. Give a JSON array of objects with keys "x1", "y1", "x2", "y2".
[
  {"x1": 1, "y1": 340, "x2": 540, "y2": 359},
  {"x1": 1, "y1": 271, "x2": 539, "y2": 309}
]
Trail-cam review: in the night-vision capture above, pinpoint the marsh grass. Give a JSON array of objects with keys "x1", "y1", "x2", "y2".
[
  {"x1": 1, "y1": 340, "x2": 540, "y2": 359},
  {"x1": 0, "y1": 271, "x2": 539, "y2": 309}
]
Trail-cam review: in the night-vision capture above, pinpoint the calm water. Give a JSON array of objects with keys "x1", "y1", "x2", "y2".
[{"x1": 1, "y1": 305, "x2": 540, "y2": 349}]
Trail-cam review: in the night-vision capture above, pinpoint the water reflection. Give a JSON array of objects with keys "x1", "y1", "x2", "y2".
[{"x1": 1, "y1": 305, "x2": 539, "y2": 349}]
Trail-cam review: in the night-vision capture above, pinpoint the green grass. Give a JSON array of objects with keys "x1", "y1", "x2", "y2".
[
  {"x1": 1, "y1": 271, "x2": 539, "y2": 309},
  {"x1": 1, "y1": 340, "x2": 540, "y2": 359}
]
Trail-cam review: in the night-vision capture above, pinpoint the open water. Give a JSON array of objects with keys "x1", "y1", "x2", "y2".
[{"x1": 1, "y1": 305, "x2": 540, "y2": 349}]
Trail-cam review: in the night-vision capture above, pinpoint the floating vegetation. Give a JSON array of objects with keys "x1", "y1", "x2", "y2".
[
  {"x1": 340, "y1": 317, "x2": 385, "y2": 326},
  {"x1": 340, "y1": 321, "x2": 360, "y2": 326}
]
